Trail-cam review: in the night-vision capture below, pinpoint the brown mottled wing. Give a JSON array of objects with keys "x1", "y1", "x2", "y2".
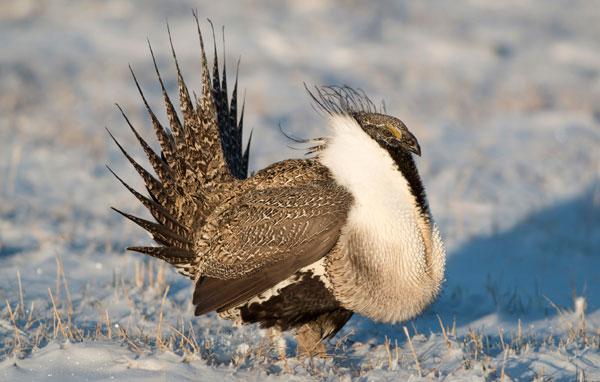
[{"x1": 193, "y1": 180, "x2": 352, "y2": 315}]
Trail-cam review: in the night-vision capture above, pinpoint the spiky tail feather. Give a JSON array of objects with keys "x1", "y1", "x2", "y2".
[{"x1": 109, "y1": 15, "x2": 251, "y2": 278}]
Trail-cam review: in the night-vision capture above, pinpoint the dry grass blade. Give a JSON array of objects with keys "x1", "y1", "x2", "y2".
[
  {"x1": 403, "y1": 325, "x2": 422, "y2": 377},
  {"x1": 55, "y1": 255, "x2": 73, "y2": 320},
  {"x1": 105, "y1": 309, "x2": 112, "y2": 339},
  {"x1": 437, "y1": 314, "x2": 452, "y2": 348},
  {"x1": 499, "y1": 347, "x2": 509, "y2": 381},
  {"x1": 156, "y1": 285, "x2": 171, "y2": 350},
  {"x1": 47, "y1": 288, "x2": 68, "y2": 340},
  {"x1": 384, "y1": 336, "x2": 394, "y2": 370},
  {"x1": 16, "y1": 269, "x2": 24, "y2": 318},
  {"x1": 5, "y1": 299, "x2": 21, "y2": 353}
]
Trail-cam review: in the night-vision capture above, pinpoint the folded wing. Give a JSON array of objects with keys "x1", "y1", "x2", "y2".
[{"x1": 194, "y1": 169, "x2": 352, "y2": 315}]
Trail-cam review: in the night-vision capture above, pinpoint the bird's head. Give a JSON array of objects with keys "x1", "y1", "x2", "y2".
[
  {"x1": 351, "y1": 111, "x2": 421, "y2": 156},
  {"x1": 305, "y1": 85, "x2": 421, "y2": 157}
]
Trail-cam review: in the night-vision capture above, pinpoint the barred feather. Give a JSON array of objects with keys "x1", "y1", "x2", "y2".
[
  {"x1": 128, "y1": 246, "x2": 196, "y2": 278},
  {"x1": 106, "y1": 128, "x2": 174, "y2": 212},
  {"x1": 129, "y1": 66, "x2": 179, "y2": 173},
  {"x1": 107, "y1": 166, "x2": 187, "y2": 238},
  {"x1": 148, "y1": 40, "x2": 185, "y2": 153},
  {"x1": 167, "y1": 23, "x2": 195, "y2": 127},
  {"x1": 115, "y1": 104, "x2": 174, "y2": 188},
  {"x1": 110, "y1": 18, "x2": 251, "y2": 279}
]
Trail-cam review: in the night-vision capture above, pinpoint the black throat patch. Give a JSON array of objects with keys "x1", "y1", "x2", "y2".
[{"x1": 387, "y1": 146, "x2": 431, "y2": 221}]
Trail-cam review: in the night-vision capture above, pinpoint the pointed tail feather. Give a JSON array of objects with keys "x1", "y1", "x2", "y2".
[
  {"x1": 109, "y1": 18, "x2": 252, "y2": 278},
  {"x1": 128, "y1": 246, "x2": 196, "y2": 278}
]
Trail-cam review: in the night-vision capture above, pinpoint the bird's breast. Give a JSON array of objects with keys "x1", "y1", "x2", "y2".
[{"x1": 319, "y1": 114, "x2": 445, "y2": 322}]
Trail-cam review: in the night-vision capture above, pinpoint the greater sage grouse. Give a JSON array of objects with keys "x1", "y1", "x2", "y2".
[{"x1": 109, "y1": 18, "x2": 446, "y2": 356}]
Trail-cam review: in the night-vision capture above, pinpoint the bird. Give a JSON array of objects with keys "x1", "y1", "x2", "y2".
[{"x1": 108, "y1": 15, "x2": 446, "y2": 357}]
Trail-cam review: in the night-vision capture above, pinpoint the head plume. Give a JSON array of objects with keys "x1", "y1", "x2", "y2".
[{"x1": 304, "y1": 84, "x2": 384, "y2": 116}]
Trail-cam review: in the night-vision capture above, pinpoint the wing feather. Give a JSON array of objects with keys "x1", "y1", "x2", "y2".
[{"x1": 193, "y1": 171, "x2": 352, "y2": 315}]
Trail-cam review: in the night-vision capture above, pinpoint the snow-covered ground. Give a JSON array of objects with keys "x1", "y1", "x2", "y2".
[{"x1": 0, "y1": 1, "x2": 598, "y2": 380}]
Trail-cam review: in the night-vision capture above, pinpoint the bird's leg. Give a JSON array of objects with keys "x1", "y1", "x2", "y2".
[
  {"x1": 295, "y1": 309, "x2": 353, "y2": 358},
  {"x1": 295, "y1": 322, "x2": 327, "y2": 358}
]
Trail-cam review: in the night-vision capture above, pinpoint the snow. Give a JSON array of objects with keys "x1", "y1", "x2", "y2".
[
  {"x1": 0, "y1": 0, "x2": 599, "y2": 380},
  {"x1": 0, "y1": 342, "x2": 289, "y2": 381}
]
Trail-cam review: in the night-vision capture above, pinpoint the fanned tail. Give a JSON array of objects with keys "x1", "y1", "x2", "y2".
[
  {"x1": 207, "y1": 19, "x2": 250, "y2": 179},
  {"x1": 109, "y1": 17, "x2": 251, "y2": 278}
]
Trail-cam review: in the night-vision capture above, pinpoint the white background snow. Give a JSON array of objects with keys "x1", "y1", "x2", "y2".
[{"x1": 0, "y1": 0, "x2": 598, "y2": 380}]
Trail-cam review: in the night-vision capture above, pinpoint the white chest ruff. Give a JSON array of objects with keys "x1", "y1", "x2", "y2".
[
  {"x1": 319, "y1": 115, "x2": 424, "y2": 263},
  {"x1": 319, "y1": 115, "x2": 445, "y2": 322}
]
